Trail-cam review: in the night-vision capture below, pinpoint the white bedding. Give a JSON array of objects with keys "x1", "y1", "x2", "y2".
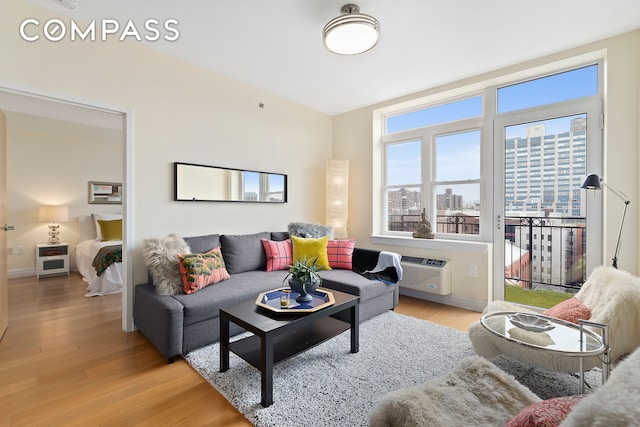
[{"x1": 76, "y1": 239, "x2": 123, "y2": 297}]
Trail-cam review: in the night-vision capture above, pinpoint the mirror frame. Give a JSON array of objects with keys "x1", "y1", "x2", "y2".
[{"x1": 174, "y1": 162, "x2": 288, "y2": 203}]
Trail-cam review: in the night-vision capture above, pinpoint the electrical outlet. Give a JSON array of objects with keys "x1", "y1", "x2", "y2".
[
  {"x1": 7, "y1": 247, "x2": 13, "y2": 255},
  {"x1": 467, "y1": 264, "x2": 478, "y2": 278},
  {"x1": 16, "y1": 246, "x2": 25, "y2": 255}
]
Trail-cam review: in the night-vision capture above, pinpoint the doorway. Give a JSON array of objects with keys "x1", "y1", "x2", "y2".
[
  {"x1": 0, "y1": 86, "x2": 133, "y2": 331},
  {"x1": 493, "y1": 99, "x2": 603, "y2": 307}
]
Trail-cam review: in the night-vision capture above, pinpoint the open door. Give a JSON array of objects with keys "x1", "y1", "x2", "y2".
[{"x1": 1, "y1": 109, "x2": 8, "y2": 340}]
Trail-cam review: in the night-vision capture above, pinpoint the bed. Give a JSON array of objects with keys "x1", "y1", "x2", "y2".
[{"x1": 76, "y1": 214, "x2": 124, "y2": 297}]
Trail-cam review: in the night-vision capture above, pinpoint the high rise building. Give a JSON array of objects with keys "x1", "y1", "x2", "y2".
[{"x1": 504, "y1": 118, "x2": 586, "y2": 217}]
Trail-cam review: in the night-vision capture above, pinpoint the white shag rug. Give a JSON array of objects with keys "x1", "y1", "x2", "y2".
[{"x1": 186, "y1": 311, "x2": 601, "y2": 427}]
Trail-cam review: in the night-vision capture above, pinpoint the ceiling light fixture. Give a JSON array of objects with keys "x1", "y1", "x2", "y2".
[{"x1": 323, "y1": 4, "x2": 380, "y2": 55}]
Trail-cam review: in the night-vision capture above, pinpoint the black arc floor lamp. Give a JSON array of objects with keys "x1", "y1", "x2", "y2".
[{"x1": 580, "y1": 173, "x2": 631, "y2": 268}]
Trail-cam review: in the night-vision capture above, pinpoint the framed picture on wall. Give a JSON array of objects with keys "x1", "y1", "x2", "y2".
[{"x1": 89, "y1": 181, "x2": 122, "y2": 204}]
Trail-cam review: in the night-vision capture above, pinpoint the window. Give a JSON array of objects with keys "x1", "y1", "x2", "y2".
[
  {"x1": 385, "y1": 140, "x2": 422, "y2": 232},
  {"x1": 497, "y1": 64, "x2": 598, "y2": 113},
  {"x1": 382, "y1": 96, "x2": 483, "y2": 238}
]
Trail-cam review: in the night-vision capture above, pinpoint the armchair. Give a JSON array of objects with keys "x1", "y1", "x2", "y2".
[{"x1": 468, "y1": 266, "x2": 640, "y2": 373}]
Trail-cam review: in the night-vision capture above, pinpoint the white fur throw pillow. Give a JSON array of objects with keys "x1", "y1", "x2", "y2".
[{"x1": 143, "y1": 234, "x2": 190, "y2": 295}]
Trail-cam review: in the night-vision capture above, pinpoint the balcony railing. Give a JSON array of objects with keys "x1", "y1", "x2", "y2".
[
  {"x1": 388, "y1": 213, "x2": 587, "y2": 292},
  {"x1": 388, "y1": 214, "x2": 479, "y2": 234},
  {"x1": 504, "y1": 216, "x2": 586, "y2": 292}
]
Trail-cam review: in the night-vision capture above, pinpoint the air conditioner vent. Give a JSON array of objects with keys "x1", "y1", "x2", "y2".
[{"x1": 399, "y1": 257, "x2": 452, "y2": 295}]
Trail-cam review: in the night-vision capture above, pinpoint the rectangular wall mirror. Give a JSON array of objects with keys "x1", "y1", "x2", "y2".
[{"x1": 174, "y1": 162, "x2": 287, "y2": 203}]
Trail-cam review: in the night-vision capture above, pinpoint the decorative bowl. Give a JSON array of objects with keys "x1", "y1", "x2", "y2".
[{"x1": 508, "y1": 313, "x2": 555, "y2": 332}]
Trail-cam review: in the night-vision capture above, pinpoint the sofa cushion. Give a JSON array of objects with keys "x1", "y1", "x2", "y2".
[
  {"x1": 506, "y1": 395, "x2": 585, "y2": 427},
  {"x1": 143, "y1": 234, "x2": 190, "y2": 295},
  {"x1": 270, "y1": 231, "x2": 289, "y2": 241},
  {"x1": 262, "y1": 239, "x2": 292, "y2": 271},
  {"x1": 173, "y1": 270, "x2": 289, "y2": 326},
  {"x1": 327, "y1": 238, "x2": 356, "y2": 270},
  {"x1": 320, "y1": 269, "x2": 390, "y2": 302},
  {"x1": 220, "y1": 232, "x2": 270, "y2": 274},
  {"x1": 542, "y1": 297, "x2": 591, "y2": 324},
  {"x1": 183, "y1": 234, "x2": 220, "y2": 254},
  {"x1": 178, "y1": 248, "x2": 230, "y2": 294},
  {"x1": 291, "y1": 235, "x2": 331, "y2": 269}
]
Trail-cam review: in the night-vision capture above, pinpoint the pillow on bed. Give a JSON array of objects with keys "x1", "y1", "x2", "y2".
[
  {"x1": 142, "y1": 234, "x2": 190, "y2": 295},
  {"x1": 97, "y1": 219, "x2": 122, "y2": 241},
  {"x1": 93, "y1": 213, "x2": 122, "y2": 240},
  {"x1": 178, "y1": 247, "x2": 230, "y2": 294}
]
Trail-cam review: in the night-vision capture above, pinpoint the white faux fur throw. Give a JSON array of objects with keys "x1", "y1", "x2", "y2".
[
  {"x1": 142, "y1": 234, "x2": 190, "y2": 295},
  {"x1": 368, "y1": 356, "x2": 540, "y2": 427}
]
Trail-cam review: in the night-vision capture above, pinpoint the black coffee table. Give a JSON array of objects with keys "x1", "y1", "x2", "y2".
[{"x1": 219, "y1": 288, "x2": 359, "y2": 407}]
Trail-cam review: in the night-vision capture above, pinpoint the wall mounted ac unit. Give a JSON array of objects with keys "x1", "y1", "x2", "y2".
[{"x1": 400, "y1": 256, "x2": 452, "y2": 295}]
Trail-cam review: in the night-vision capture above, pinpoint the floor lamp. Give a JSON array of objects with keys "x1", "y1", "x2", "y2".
[{"x1": 580, "y1": 174, "x2": 631, "y2": 268}]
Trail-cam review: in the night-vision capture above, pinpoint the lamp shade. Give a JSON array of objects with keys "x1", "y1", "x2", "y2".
[
  {"x1": 326, "y1": 160, "x2": 349, "y2": 238},
  {"x1": 39, "y1": 205, "x2": 69, "y2": 223},
  {"x1": 580, "y1": 173, "x2": 602, "y2": 190},
  {"x1": 323, "y1": 4, "x2": 380, "y2": 55}
]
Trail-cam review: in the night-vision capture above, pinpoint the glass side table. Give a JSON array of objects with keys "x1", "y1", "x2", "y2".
[{"x1": 481, "y1": 311, "x2": 610, "y2": 393}]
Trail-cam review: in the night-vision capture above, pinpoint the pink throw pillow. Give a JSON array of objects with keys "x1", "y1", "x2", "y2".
[
  {"x1": 506, "y1": 395, "x2": 585, "y2": 427},
  {"x1": 542, "y1": 297, "x2": 591, "y2": 324},
  {"x1": 327, "y1": 239, "x2": 356, "y2": 270},
  {"x1": 261, "y1": 239, "x2": 293, "y2": 271}
]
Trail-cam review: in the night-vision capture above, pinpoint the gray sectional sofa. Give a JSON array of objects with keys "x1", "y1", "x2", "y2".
[{"x1": 133, "y1": 231, "x2": 400, "y2": 362}]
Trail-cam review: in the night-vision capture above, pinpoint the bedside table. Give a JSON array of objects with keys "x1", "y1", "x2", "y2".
[{"x1": 36, "y1": 243, "x2": 70, "y2": 279}]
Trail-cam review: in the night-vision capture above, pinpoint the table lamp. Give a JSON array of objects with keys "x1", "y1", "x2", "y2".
[{"x1": 39, "y1": 205, "x2": 69, "y2": 244}]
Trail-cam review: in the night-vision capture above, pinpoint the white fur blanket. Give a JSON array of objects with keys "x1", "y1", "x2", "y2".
[{"x1": 368, "y1": 356, "x2": 540, "y2": 427}]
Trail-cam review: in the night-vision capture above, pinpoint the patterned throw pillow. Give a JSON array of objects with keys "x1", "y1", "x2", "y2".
[
  {"x1": 261, "y1": 239, "x2": 293, "y2": 271},
  {"x1": 290, "y1": 235, "x2": 331, "y2": 270},
  {"x1": 327, "y1": 239, "x2": 356, "y2": 270},
  {"x1": 506, "y1": 395, "x2": 585, "y2": 427},
  {"x1": 178, "y1": 247, "x2": 230, "y2": 294},
  {"x1": 542, "y1": 297, "x2": 591, "y2": 324}
]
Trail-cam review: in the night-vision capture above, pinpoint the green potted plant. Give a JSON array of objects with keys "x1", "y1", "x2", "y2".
[{"x1": 283, "y1": 256, "x2": 326, "y2": 302}]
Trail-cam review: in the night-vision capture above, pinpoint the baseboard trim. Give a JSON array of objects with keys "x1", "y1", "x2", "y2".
[
  {"x1": 8, "y1": 268, "x2": 36, "y2": 279},
  {"x1": 399, "y1": 287, "x2": 486, "y2": 312}
]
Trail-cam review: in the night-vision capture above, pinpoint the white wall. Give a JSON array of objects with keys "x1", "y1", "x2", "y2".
[
  {"x1": 333, "y1": 30, "x2": 640, "y2": 310},
  {"x1": 6, "y1": 112, "x2": 123, "y2": 275}
]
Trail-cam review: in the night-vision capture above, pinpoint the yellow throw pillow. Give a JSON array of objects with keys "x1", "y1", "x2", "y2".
[
  {"x1": 290, "y1": 235, "x2": 331, "y2": 270},
  {"x1": 97, "y1": 219, "x2": 122, "y2": 241}
]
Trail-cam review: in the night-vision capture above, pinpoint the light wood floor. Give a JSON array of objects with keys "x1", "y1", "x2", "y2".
[{"x1": 0, "y1": 273, "x2": 481, "y2": 426}]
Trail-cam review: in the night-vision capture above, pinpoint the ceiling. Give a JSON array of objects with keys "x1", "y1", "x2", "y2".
[{"x1": 23, "y1": 0, "x2": 640, "y2": 116}]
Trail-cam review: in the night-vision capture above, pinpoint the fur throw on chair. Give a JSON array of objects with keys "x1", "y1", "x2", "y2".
[{"x1": 369, "y1": 356, "x2": 540, "y2": 427}]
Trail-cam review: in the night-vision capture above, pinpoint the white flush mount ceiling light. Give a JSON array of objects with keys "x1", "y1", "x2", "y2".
[{"x1": 323, "y1": 4, "x2": 380, "y2": 55}]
